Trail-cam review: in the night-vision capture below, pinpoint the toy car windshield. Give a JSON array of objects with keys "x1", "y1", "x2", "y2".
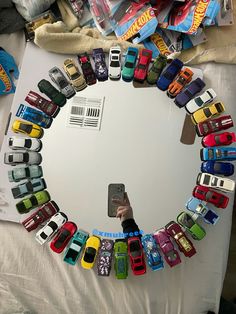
[
  {"x1": 84, "y1": 248, "x2": 96, "y2": 263},
  {"x1": 125, "y1": 62, "x2": 134, "y2": 68},
  {"x1": 110, "y1": 60, "x2": 119, "y2": 67},
  {"x1": 54, "y1": 231, "x2": 70, "y2": 248},
  {"x1": 19, "y1": 124, "x2": 32, "y2": 133}
]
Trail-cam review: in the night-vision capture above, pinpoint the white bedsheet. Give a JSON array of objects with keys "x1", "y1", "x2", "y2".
[{"x1": 0, "y1": 31, "x2": 235, "y2": 314}]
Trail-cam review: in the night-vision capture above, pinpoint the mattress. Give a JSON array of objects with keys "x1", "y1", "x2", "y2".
[{"x1": 0, "y1": 31, "x2": 235, "y2": 314}]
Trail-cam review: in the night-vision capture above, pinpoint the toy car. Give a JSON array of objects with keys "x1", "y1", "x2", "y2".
[
  {"x1": 201, "y1": 160, "x2": 234, "y2": 176},
  {"x1": 16, "y1": 104, "x2": 53, "y2": 129},
  {"x1": 16, "y1": 190, "x2": 50, "y2": 214},
  {"x1": 12, "y1": 120, "x2": 43, "y2": 138},
  {"x1": 49, "y1": 66, "x2": 75, "y2": 99},
  {"x1": 192, "y1": 185, "x2": 229, "y2": 209},
  {"x1": 67, "y1": 0, "x2": 84, "y2": 18},
  {"x1": 141, "y1": 234, "x2": 164, "y2": 271},
  {"x1": 38, "y1": 79, "x2": 67, "y2": 107},
  {"x1": 63, "y1": 58, "x2": 87, "y2": 91},
  {"x1": 78, "y1": 53, "x2": 97, "y2": 85},
  {"x1": 176, "y1": 211, "x2": 206, "y2": 240},
  {"x1": 81, "y1": 236, "x2": 101, "y2": 269},
  {"x1": 11, "y1": 178, "x2": 46, "y2": 199},
  {"x1": 134, "y1": 48, "x2": 152, "y2": 82},
  {"x1": 186, "y1": 197, "x2": 219, "y2": 225},
  {"x1": 89, "y1": 0, "x2": 110, "y2": 29},
  {"x1": 8, "y1": 165, "x2": 43, "y2": 183},
  {"x1": 97, "y1": 239, "x2": 114, "y2": 276},
  {"x1": 108, "y1": 46, "x2": 122, "y2": 80},
  {"x1": 196, "y1": 115, "x2": 234, "y2": 137},
  {"x1": 165, "y1": 221, "x2": 196, "y2": 258},
  {"x1": 114, "y1": 240, "x2": 128, "y2": 279},
  {"x1": 92, "y1": 48, "x2": 108, "y2": 81},
  {"x1": 191, "y1": 102, "x2": 225, "y2": 125},
  {"x1": 174, "y1": 78, "x2": 206, "y2": 108},
  {"x1": 35, "y1": 212, "x2": 68, "y2": 245},
  {"x1": 4, "y1": 151, "x2": 42, "y2": 166},
  {"x1": 200, "y1": 147, "x2": 236, "y2": 162},
  {"x1": 25, "y1": 91, "x2": 59, "y2": 117},
  {"x1": 121, "y1": 47, "x2": 139, "y2": 82},
  {"x1": 8, "y1": 136, "x2": 42, "y2": 152},
  {"x1": 196, "y1": 172, "x2": 235, "y2": 192},
  {"x1": 167, "y1": 68, "x2": 193, "y2": 98},
  {"x1": 185, "y1": 88, "x2": 217, "y2": 114},
  {"x1": 127, "y1": 237, "x2": 146, "y2": 275},
  {"x1": 147, "y1": 54, "x2": 167, "y2": 85},
  {"x1": 153, "y1": 228, "x2": 181, "y2": 267},
  {"x1": 202, "y1": 132, "x2": 236, "y2": 147},
  {"x1": 25, "y1": 10, "x2": 56, "y2": 41},
  {"x1": 156, "y1": 58, "x2": 183, "y2": 91},
  {"x1": 50, "y1": 221, "x2": 77, "y2": 253},
  {"x1": 64, "y1": 229, "x2": 89, "y2": 265},
  {"x1": 22, "y1": 201, "x2": 59, "y2": 232}
]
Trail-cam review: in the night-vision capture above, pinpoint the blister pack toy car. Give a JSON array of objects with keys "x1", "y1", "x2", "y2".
[{"x1": 97, "y1": 239, "x2": 114, "y2": 276}]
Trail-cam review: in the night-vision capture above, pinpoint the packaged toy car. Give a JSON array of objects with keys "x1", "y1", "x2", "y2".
[
  {"x1": 97, "y1": 239, "x2": 114, "y2": 276},
  {"x1": 25, "y1": 10, "x2": 57, "y2": 41},
  {"x1": 16, "y1": 104, "x2": 53, "y2": 129},
  {"x1": 196, "y1": 115, "x2": 234, "y2": 137}
]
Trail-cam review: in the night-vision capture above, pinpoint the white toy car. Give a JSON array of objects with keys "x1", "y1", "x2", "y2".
[
  {"x1": 109, "y1": 46, "x2": 121, "y2": 80},
  {"x1": 4, "y1": 151, "x2": 42, "y2": 166},
  {"x1": 185, "y1": 88, "x2": 217, "y2": 114},
  {"x1": 196, "y1": 172, "x2": 235, "y2": 192},
  {"x1": 8, "y1": 136, "x2": 42, "y2": 152},
  {"x1": 35, "y1": 212, "x2": 68, "y2": 245},
  {"x1": 49, "y1": 66, "x2": 75, "y2": 99}
]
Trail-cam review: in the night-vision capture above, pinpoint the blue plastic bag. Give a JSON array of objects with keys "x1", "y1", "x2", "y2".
[{"x1": 0, "y1": 47, "x2": 19, "y2": 95}]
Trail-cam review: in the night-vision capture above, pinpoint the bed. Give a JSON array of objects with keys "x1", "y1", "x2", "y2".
[{"x1": 0, "y1": 30, "x2": 235, "y2": 314}]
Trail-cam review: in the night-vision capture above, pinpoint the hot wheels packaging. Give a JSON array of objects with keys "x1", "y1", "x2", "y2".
[{"x1": 0, "y1": 48, "x2": 19, "y2": 95}]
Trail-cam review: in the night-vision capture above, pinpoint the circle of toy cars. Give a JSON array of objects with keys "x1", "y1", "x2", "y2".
[{"x1": 4, "y1": 46, "x2": 236, "y2": 278}]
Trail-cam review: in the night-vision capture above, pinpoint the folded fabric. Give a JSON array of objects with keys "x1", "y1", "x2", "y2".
[
  {"x1": 0, "y1": 6, "x2": 25, "y2": 34},
  {"x1": 34, "y1": 21, "x2": 143, "y2": 55},
  {"x1": 12, "y1": 0, "x2": 56, "y2": 21},
  {"x1": 0, "y1": 48, "x2": 19, "y2": 95},
  {"x1": 179, "y1": 0, "x2": 236, "y2": 65}
]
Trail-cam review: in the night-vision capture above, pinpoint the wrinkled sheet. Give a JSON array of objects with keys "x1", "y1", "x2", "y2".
[{"x1": 0, "y1": 31, "x2": 236, "y2": 314}]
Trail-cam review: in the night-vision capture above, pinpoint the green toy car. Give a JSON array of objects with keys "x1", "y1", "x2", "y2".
[
  {"x1": 38, "y1": 79, "x2": 66, "y2": 107},
  {"x1": 147, "y1": 54, "x2": 167, "y2": 85},
  {"x1": 16, "y1": 190, "x2": 50, "y2": 214},
  {"x1": 114, "y1": 240, "x2": 128, "y2": 279},
  {"x1": 177, "y1": 211, "x2": 206, "y2": 241}
]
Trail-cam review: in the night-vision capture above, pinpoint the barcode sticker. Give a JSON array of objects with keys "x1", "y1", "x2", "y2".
[{"x1": 67, "y1": 96, "x2": 104, "y2": 130}]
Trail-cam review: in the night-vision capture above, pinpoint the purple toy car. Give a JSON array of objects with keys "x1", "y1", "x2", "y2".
[
  {"x1": 92, "y1": 48, "x2": 108, "y2": 81},
  {"x1": 174, "y1": 78, "x2": 206, "y2": 108}
]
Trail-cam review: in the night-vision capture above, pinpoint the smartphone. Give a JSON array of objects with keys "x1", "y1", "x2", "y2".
[{"x1": 108, "y1": 183, "x2": 125, "y2": 217}]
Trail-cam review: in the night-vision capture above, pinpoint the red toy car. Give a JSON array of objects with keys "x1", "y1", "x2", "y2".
[
  {"x1": 25, "y1": 91, "x2": 60, "y2": 118},
  {"x1": 168, "y1": 0, "x2": 196, "y2": 26},
  {"x1": 22, "y1": 201, "x2": 59, "y2": 232},
  {"x1": 196, "y1": 115, "x2": 234, "y2": 137},
  {"x1": 153, "y1": 228, "x2": 181, "y2": 267},
  {"x1": 165, "y1": 221, "x2": 196, "y2": 258},
  {"x1": 192, "y1": 185, "x2": 229, "y2": 209},
  {"x1": 128, "y1": 237, "x2": 146, "y2": 275},
  {"x1": 202, "y1": 132, "x2": 236, "y2": 147},
  {"x1": 50, "y1": 221, "x2": 77, "y2": 253},
  {"x1": 134, "y1": 48, "x2": 152, "y2": 82}
]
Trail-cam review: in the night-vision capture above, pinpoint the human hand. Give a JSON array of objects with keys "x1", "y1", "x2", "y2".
[{"x1": 112, "y1": 192, "x2": 134, "y2": 223}]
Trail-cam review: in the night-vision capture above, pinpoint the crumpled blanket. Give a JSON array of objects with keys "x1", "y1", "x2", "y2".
[{"x1": 0, "y1": 0, "x2": 25, "y2": 34}]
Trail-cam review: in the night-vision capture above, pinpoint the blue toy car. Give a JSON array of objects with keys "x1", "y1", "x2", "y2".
[
  {"x1": 63, "y1": 229, "x2": 89, "y2": 265},
  {"x1": 201, "y1": 161, "x2": 234, "y2": 176},
  {"x1": 121, "y1": 47, "x2": 139, "y2": 82},
  {"x1": 174, "y1": 78, "x2": 206, "y2": 108},
  {"x1": 186, "y1": 197, "x2": 219, "y2": 225},
  {"x1": 16, "y1": 104, "x2": 52, "y2": 129},
  {"x1": 141, "y1": 234, "x2": 164, "y2": 271},
  {"x1": 200, "y1": 147, "x2": 236, "y2": 162},
  {"x1": 156, "y1": 58, "x2": 183, "y2": 91}
]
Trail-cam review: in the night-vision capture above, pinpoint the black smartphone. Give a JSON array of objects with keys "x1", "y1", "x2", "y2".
[{"x1": 108, "y1": 183, "x2": 125, "y2": 217}]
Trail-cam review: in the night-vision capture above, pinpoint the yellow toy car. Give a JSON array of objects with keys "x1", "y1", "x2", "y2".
[
  {"x1": 12, "y1": 120, "x2": 43, "y2": 138},
  {"x1": 191, "y1": 102, "x2": 225, "y2": 125},
  {"x1": 63, "y1": 59, "x2": 87, "y2": 91},
  {"x1": 81, "y1": 236, "x2": 100, "y2": 269}
]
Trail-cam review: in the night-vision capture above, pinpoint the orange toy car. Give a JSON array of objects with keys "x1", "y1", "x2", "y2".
[{"x1": 167, "y1": 68, "x2": 193, "y2": 98}]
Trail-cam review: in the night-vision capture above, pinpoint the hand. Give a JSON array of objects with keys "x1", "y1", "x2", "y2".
[{"x1": 112, "y1": 192, "x2": 133, "y2": 223}]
